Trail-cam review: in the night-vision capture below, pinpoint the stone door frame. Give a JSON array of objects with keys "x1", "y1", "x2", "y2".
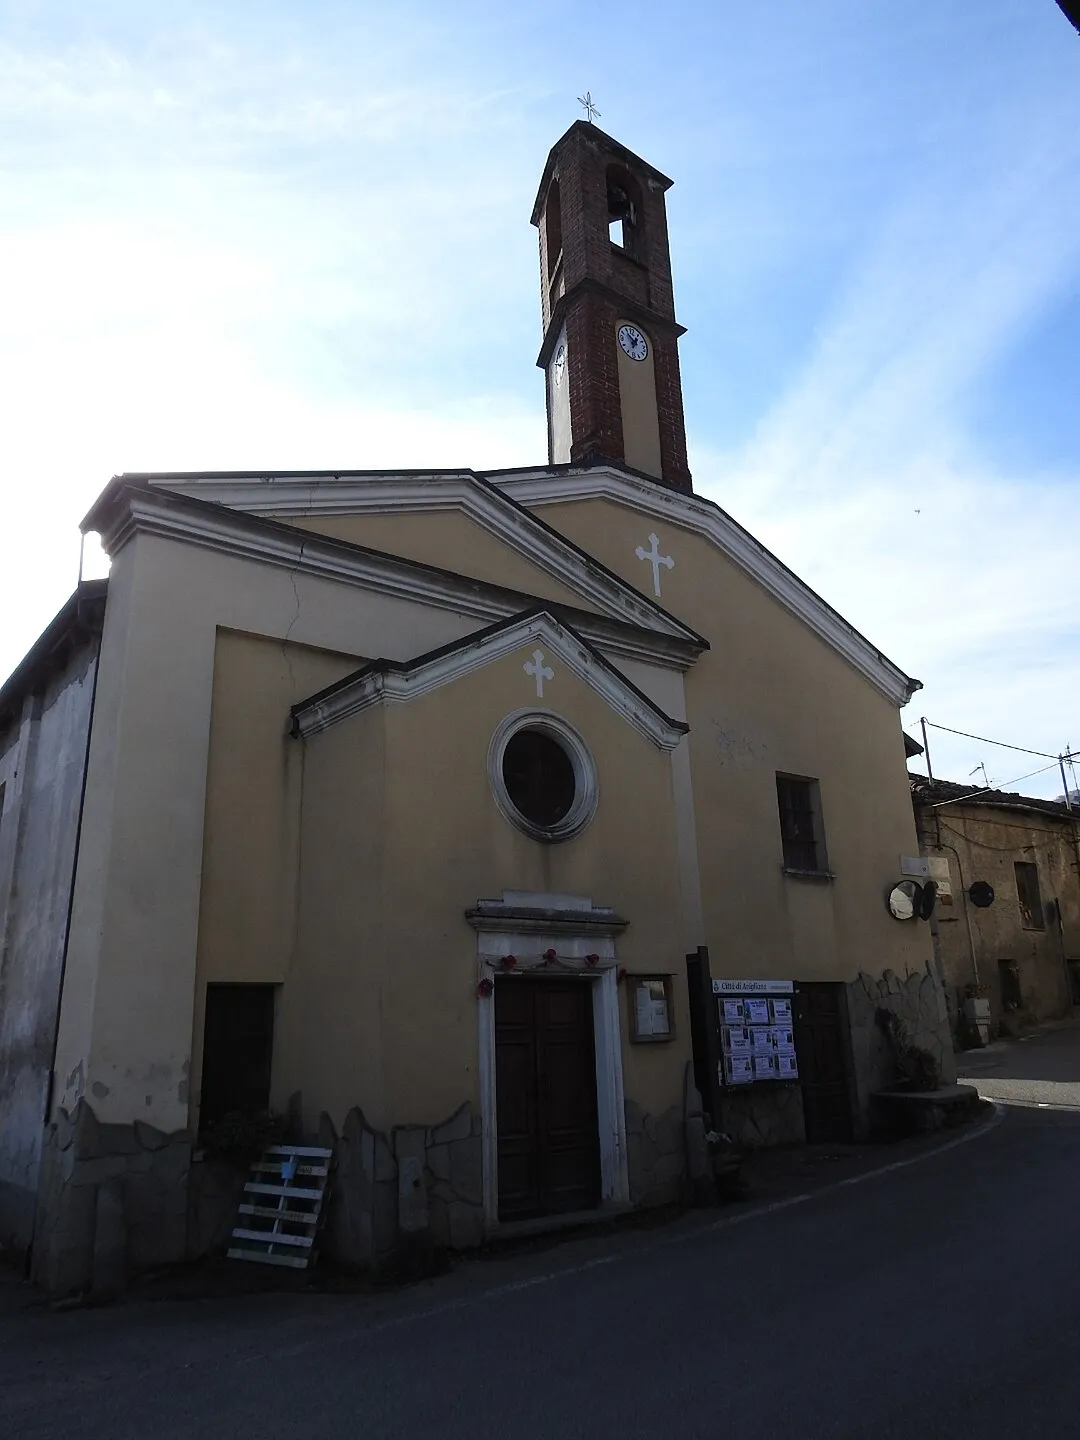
[{"x1": 469, "y1": 892, "x2": 630, "y2": 1229}]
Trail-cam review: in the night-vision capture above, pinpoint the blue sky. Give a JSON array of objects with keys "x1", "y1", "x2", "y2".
[{"x1": 1, "y1": 0, "x2": 1078, "y2": 796}]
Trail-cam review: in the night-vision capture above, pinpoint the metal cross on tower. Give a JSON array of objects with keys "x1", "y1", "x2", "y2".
[{"x1": 576, "y1": 91, "x2": 601, "y2": 124}]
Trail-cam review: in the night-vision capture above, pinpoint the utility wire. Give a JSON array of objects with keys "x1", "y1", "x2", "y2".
[
  {"x1": 922, "y1": 720, "x2": 1062, "y2": 761},
  {"x1": 928, "y1": 759, "x2": 1063, "y2": 810}
]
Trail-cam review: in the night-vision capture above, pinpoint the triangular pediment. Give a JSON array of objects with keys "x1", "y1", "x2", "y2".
[
  {"x1": 120, "y1": 468, "x2": 704, "y2": 651},
  {"x1": 290, "y1": 608, "x2": 688, "y2": 751},
  {"x1": 489, "y1": 461, "x2": 919, "y2": 707},
  {"x1": 80, "y1": 480, "x2": 706, "y2": 675}
]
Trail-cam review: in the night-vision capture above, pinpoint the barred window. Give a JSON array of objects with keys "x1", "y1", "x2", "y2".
[{"x1": 776, "y1": 775, "x2": 826, "y2": 874}]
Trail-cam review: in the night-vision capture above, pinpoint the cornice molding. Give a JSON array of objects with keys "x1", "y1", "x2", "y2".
[
  {"x1": 537, "y1": 278, "x2": 686, "y2": 370},
  {"x1": 466, "y1": 906, "x2": 628, "y2": 938},
  {"x1": 493, "y1": 465, "x2": 920, "y2": 708},
  {"x1": 86, "y1": 483, "x2": 703, "y2": 674},
  {"x1": 291, "y1": 609, "x2": 689, "y2": 751},
  {"x1": 134, "y1": 470, "x2": 704, "y2": 651}
]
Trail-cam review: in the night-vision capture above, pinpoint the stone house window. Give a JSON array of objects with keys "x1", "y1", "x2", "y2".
[{"x1": 1014, "y1": 861, "x2": 1045, "y2": 930}]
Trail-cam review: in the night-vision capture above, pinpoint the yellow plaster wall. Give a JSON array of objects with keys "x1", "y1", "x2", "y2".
[
  {"x1": 289, "y1": 642, "x2": 690, "y2": 1132},
  {"x1": 523, "y1": 496, "x2": 931, "y2": 985},
  {"x1": 54, "y1": 529, "x2": 493, "y2": 1130},
  {"x1": 614, "y1": 320, "x2": 662, "y2": 479},
  {"x1": 287, "y1": 511, "x2": 598, "y2": 616},
  {"x1": 276, "y1": 704, "x2": 389, "y2": 1130},
  {"x1": 188, "y1": 630, "x2": 364, "y2": 1128}
]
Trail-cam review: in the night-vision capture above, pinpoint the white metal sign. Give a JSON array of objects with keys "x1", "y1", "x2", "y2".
[{"x1": 712, "y1": 978, "x2": 794, "y2": 995}]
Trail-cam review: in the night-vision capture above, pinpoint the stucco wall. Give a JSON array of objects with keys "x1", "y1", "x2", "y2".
[
  {"x1": 287, "y1": 511, "x2": 598, "y2": 615},
  {"x1": 287, "y1": 640, "x2": 690, "y2": 1136},
  {"x1": 915, "y1": 803, "x2": 1080, "y2": 1032},
  {"x1": 275, "y1": 700, "x2": 389, "y2": 1133},
  {"x1": 0, "y1": 642, "x2": 98, "y2": 1251},
  {"x1": 614, "y1": 319, "x2": 662, "y2": 479},
  {"x1": 188, "y1": 629, "x2": 364, "y2": 1131},
  {"x1": 523, "y1": 496, "x2": 933, "y2": 989},
  {"x1": 52, "y1": 531, "x2": 492, "y2": 1134}
]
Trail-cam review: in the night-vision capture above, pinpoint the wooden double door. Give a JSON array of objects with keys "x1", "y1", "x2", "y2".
[{"x1": 494, "y1": 978, "x2": 601, "y2": 1222}]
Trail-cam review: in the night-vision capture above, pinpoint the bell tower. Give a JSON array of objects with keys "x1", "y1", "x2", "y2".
[{"x1": 531, "y1": 122, "x2": 692, "y2": 494}]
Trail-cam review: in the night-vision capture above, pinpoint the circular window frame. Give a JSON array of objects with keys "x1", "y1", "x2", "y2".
[{"x1": 487, "y1": 709, "x2": 598, "y2": 844}]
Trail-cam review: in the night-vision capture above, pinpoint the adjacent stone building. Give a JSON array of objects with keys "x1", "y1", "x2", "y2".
[
  {"x1": 911, "y1": 775, "x2": 1080, "y2": 1037},
  {"x1": 0, "y1": 123, "x2": 953, "y2": 1294}
]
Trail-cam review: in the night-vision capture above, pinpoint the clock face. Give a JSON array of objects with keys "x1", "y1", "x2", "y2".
[
  {"x1": 617, "y1": 324, "x2": 648, "y2": 362},
  {"x1": 553, "y1": 342, "x2": 566, "y2": 388}
]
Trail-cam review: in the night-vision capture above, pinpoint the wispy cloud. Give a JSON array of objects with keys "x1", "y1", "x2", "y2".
[{"x1": 699, "y1": 97, "x2": 1080, "y2": 792}]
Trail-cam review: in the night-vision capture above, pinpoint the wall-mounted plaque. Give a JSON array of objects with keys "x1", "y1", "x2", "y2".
[
  {"x1": 713, "y1": 979, "x2": 794, "y2": 996},
  {"x1": 628, "y1": 975, "x2": 675, "y2": 1043}
]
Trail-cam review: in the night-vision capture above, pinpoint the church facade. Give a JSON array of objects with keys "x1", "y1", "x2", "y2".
[{"x1": 0, "y1": 123, "x2": 954, "y2": 1293}]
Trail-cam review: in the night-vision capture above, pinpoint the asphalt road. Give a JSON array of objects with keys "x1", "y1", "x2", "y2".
[
  {"x1": 957, "y1": 1019, "x2": 1080, "y2": 1109},
  {"x1": 5, "y1": 1032, "x2": 1080, "y2": 1439}
]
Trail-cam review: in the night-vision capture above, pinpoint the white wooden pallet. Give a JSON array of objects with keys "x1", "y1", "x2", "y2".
[{"x1": 227, "y1": 1144, "x2": 333, "y2": 1269}]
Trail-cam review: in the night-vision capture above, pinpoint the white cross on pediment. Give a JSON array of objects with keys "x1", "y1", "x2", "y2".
[
  {"x1": 524, "y1": 649, "x2": 555, "y2": 698},
  {"x1": 635, "y1": 532, "x2": 674, "y2": 597}
]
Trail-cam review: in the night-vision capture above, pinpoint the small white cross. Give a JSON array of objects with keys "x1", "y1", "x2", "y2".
[
  {"x1": 635, "y1": 532, "x2": 674, "y2": 598},
  {"x1": 524, "y1": 649, "x2": 554, "y2": 698}
]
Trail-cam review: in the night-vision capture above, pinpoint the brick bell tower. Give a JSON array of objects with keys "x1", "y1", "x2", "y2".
[{"x1": 531, "y1": 121, "x2": 692, "y2": 493}]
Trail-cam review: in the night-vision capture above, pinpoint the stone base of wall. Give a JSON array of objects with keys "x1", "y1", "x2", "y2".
[
  {"x1": 317, "y1": 1102, "x2": 484, "y2": 1273},
  {"x1": 30, "y1": 1090, "x2": 699, "y2": 1292},
  {"x1": 720, "y1": 1084, "x2": 806, "y2": 1149},
  {"x1": 847, "y1": 965, "x2": 956, "y2": 1136},
  {"x1": 186, "y1": 1156, "x2": 250, "y2": 1261},
  {"x1": 625, "y1": 1099, "x2": 686, "y2": 1207},
  {"x1": 0, "y1": 1178, "x2": 37, "y2": 1260},
  {"x1": 33, "y1": 1099, "x2": 191, "y2": 1296}
]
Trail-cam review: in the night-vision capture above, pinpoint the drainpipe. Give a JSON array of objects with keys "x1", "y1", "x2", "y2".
[{"x1": 931, "y1": 828, "x2": 980, "y2": 991}]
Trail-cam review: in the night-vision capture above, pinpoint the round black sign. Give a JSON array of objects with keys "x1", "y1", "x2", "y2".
[
  {"x1": 918, "y1": 879, "x2": 938, "y2": 920},
  {"x1": 969, "y1": 881, "x2": 995, "y2": 909}
]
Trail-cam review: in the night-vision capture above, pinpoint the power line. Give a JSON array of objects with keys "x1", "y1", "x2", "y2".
[
  {"x1": 927, "y1": 759, "x2": 1064, "y2": 810},
  {"x1": 921, "y1": 719, "x2": 1060, "y2": 761}
]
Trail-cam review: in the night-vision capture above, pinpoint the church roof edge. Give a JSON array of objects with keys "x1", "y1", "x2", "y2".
[
  {"x1": 84, "y1": 467, "x2": 707, "y2": 653},
  {"x1": 0, "y1": 578, "x2": 108, "y2": 735},
  {"x1": 530, "y1": 120, "x2": 674, "y2": 225},
  {"x1": 490, "y1": 462, "x2": 923, "y2": 708},
  {"x1": 83, "y1": 481, "x2": 704, "y2": 673}
]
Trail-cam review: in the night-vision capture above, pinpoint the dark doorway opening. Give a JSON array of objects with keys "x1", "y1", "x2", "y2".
[
  {"x1": 998, "y1": 959, "x2": 1022, "y2": 1013},
  {"x1": 199, "y1": 983, "x2": 276, "y2": 1133},
  {"x1": 794, "y1": 983, "x2": 855, "y2": 1143},
  {"x1": 494, "y1": 978, "x2": 601, "y2": 1222},
  {"x1": 685, "y1": 946, "x2": 723, "y2": 1130}
]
